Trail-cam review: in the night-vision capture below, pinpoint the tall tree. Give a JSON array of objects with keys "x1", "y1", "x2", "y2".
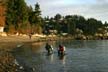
[
  {"x1": 86, "y1": 18, "x2": 102, "y2": 35},
  {"x1": 54, "y1": 13, "x2": 62, "y2": 21},
  {"x1": 16, "y1": 0, "x2": 29, "y2": 33},
  {"x1": 5, "y1": 0, "x2": 17, "y2": 33},
  {"x1": 6, "y1": 0, "x2": 29, "y2": 34},
  {"x1": 54, "y1": 14, "x2": 62, "y2": 33},
  {"x1": 28, "y1": 5, "x2": 33, "y2": 25},
  {"x1": 31, "y1": 3, "x2": 41, "y2": 25},
  {"x1": 31, "y1": 3, "x2": 42, "y2": 34}
]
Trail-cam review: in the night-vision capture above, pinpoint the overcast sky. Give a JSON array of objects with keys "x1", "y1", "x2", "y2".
[{"x1": 26, "y1": 0, "x2": 108, "y2": 22}]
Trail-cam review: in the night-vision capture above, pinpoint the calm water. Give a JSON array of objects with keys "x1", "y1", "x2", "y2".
[{"x1": 13, "y1": 40, "x2": 108, "y2": 72}]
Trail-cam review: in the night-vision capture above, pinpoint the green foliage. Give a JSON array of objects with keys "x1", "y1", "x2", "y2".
[
  {"x1": 54, "y1": 14, "x2": 62, "y2": 21},
  {"x1": 5, "y1": 0, "x2": 29, "y2": 33},
  {"x1": 43, "y1": 15, "x2": 104, "y2": 36},
  {"x1": 28, "y1": 3, "x2": 42, "y2": 34},
  {"x1": 16, "y1": 0, "x2": 28, "y2": 23},
  {"x1": 6, "y1": 0, "x2": 17, "y2": 26},
  {"x1": 29, "y1": 3, "x2": 42, "y2": 25},
  {"x1": 85, "y1": 18, "x2": 103, "y2": 35},
  {"x1": 5, "y1": 0, "x2": 43, "y2": 34}
]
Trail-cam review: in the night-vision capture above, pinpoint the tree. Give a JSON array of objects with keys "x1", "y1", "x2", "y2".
[
  {"x1": 54, "y1": 14, "x2": 62, "y2": 34},
  {"x1": 5, "y1": 0, "x2": 29, "y2": 34},
  {"x1": 31, "y1": 3, "x2": 43, "y2": 34},
  {"x1": 85, "y1": 18, "x2": 103, "y2": 35},
  {"x1": 31, "y1": 3, "x2": 41, "y2": 25},
  {"x1": 54, "y1": 13, "x2": 62, "y2": 21},
  {"x1": 5, "y1": 0, "x2": 17, "y2": 33},
  {"x1": 64, "y1": 15, "x2": 77, "y2": 35},
  {"x1": 104, "y1": 21, "x2": 108, "y2": 28},
  {"x1": 28, "y1": 5, "x2": 33, "y2": 25}
]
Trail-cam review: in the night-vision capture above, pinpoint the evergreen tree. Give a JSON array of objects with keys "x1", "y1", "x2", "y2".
[
  {"x1": 6, "y1": 0, "x2": 29, "y2": 34},
  {"x1": 54, "y1": 14, "x2": 62, "y2": 21},
  {"x1": 16, "y1": 0, "x2": 29, "y2": 34},
  {"x1": 5, "y1": 0, "x2": 17, "y2": 33},
  {"x1": 28, "y1": 5, "x2": 33, "y2": 25},
  {"x1": 34, "y1": 3, "x2": 42, "y2": 25},
  {"x1": 54, "y1": 14, "x2": 62, "y2": 34},
  {"x1": 104, "y1": 21, "x2": 108, "y2": 28},
  {"x1": 31, "y1": 3, "x2": 42, "y2": 34}
]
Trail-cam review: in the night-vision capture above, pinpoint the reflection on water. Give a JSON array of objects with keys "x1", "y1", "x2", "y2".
[
  {"x1": 46, "y1": 54, "x2": 54, "y2": 63},
  {"x1": 58, "y1": 55, "x2": 66, "y2": 65},
  {"x1": 11, "y1": 40, "x2": 108, "y2": 72}
]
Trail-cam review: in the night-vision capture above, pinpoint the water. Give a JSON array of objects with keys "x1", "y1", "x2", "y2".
[{"x1": 12, "y1": 40, "x2": 108, "y2": 72}]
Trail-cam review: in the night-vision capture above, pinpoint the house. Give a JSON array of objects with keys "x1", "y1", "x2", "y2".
[{"x1": 0, "y1": 26, "x2": 4, "y2": 32}]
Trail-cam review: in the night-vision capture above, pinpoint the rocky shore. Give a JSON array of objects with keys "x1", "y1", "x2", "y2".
[
  {"x1": 0, "y1": 42, "x2": 25, "y2": 72},
  {"x1": 0, "y1": 50, "x2": 25, "y2": 72}
]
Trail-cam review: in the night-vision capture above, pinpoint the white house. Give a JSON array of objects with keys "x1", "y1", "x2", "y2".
[
  {"x1": 0, "y1": 26, "x2": 4, "y2": 32},
  {"x1": 0, "y1": 27, "x2": 7, "y2": 36}
]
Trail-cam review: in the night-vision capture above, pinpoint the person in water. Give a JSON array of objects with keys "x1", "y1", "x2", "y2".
[
  {"x1": 58, "y1": 44, "x2": 65, "y2": 55},
  {"x1": 45, "y1": 43, "x2": 53, "y2": 54}
]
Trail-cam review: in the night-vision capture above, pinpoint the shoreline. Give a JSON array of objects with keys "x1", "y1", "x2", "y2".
[
  {"x1": 0, "y1": 34, "x2": 108, "y2": 43},
  {"x1": 0, "y1": 36, "x2": 37, "y2": 42}
]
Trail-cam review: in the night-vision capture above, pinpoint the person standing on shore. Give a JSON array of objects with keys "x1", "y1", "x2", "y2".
[{"x1": 29, "y1": 33, "x2": 32, "y2": 39}]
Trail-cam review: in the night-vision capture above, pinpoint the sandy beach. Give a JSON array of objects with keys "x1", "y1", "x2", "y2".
[
  {"x1": 0, "y1": 35, "x2": 41, "y2": 42},
  {"x1": 0, "y1": 35, "x2": 38, "y2": 55}
]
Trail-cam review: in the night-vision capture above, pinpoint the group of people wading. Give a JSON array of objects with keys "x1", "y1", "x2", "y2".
[{"x1": 45, "y1": 43, "x2": 66, "y2": 56}]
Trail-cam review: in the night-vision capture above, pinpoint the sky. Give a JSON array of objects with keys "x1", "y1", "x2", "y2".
[{"x1": 26, "y1": 0, "x2": 108, "y2": 22}]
